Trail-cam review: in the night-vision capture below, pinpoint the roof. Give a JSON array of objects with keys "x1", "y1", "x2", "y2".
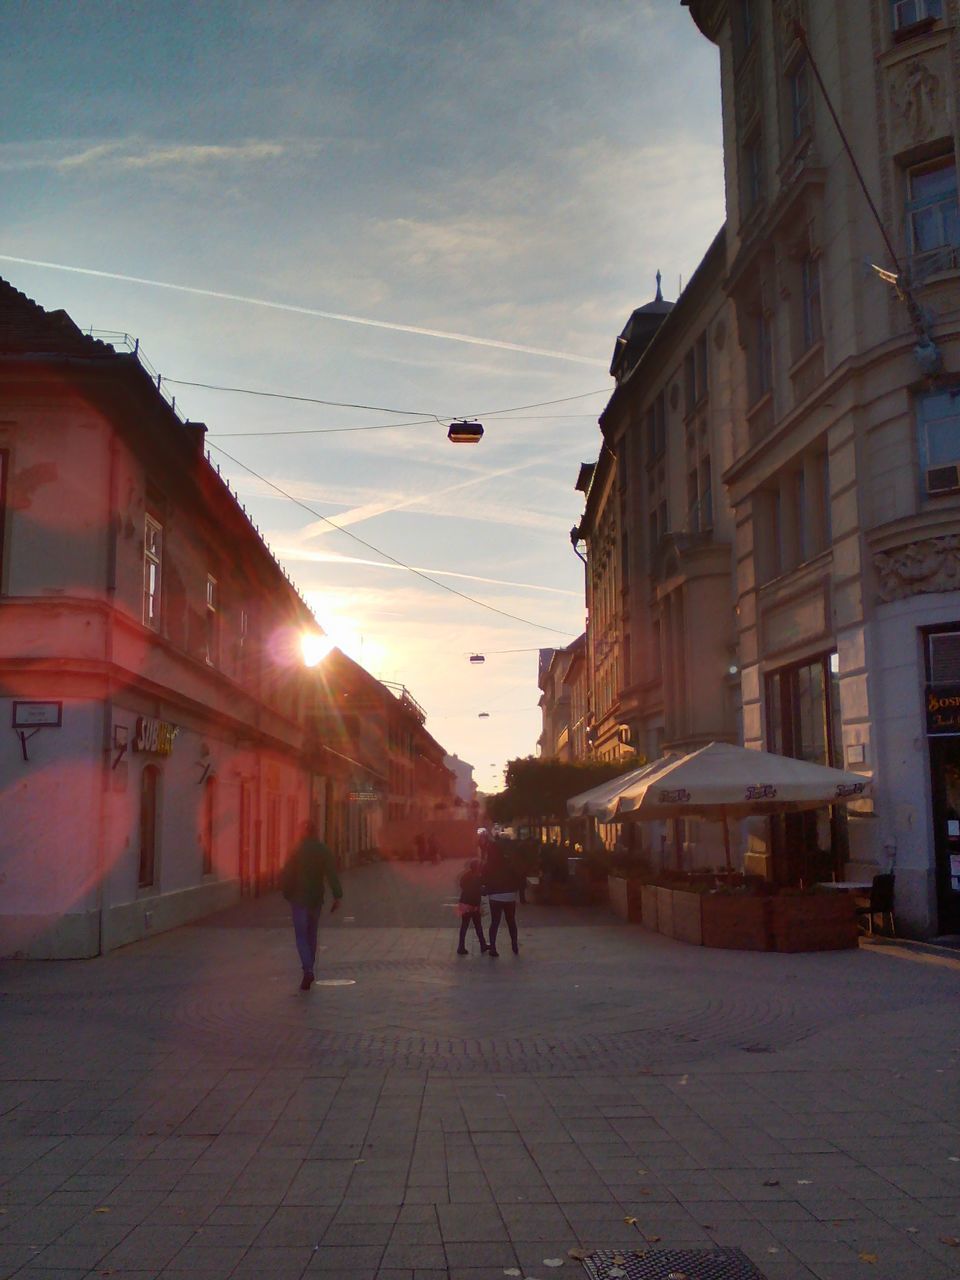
[
  {"x1": 0, "y1": 274, "x2": 316, "y2": 619},
  {"x1": 0, "y1": 277, "x2": 117, "y2": 359},
  {"x1": 600, "y1": 225, "x2": 726, "y2": 433},
  {"x1": 609, "y1": 272, "x2": 675, "y2": 380}
]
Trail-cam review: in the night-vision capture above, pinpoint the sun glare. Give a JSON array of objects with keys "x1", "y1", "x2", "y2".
[{"x1": 300, "y1": 632, "x2": 334, "y2": 667}]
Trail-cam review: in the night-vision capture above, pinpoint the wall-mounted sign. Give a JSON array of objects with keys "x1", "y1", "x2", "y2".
[
  {"x1": 134, "y1": 716, "x2": 178, "y2": 756},
  {"x1": 926, "y1": 685, "x2": 960, "y2": 736},
  {"x1": 12, "y1": 701, "x2": 62, "y2": 728}
]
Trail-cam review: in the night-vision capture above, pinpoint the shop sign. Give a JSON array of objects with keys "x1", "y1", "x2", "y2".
[
  {"x1": 12, "y1": 701, "x2": 62, "y2": 728},
  {"x1": 925, "y1": 685, "x2": 960, "y2": 736},
  {"x1": 134, "y1": 716, "x2": 178, "y2": 756}
]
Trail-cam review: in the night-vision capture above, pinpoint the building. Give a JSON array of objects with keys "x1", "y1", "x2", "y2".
[
  {"x1": 0, "y1": 279, "x2": 329, "y2": 957},
  {"x1": 561, "y1": 2, "x2": 960, "y2": 932},
  {"x1": 0, "y1": 279, "x2": 457, "y2": 955},
  {"x1": 444, "y1": 752, "x2": 479, "y2": 807},
  {"x1": 537, "y1": 636, "x2": 587, "y2": 761},
  {"x1": 683, "y1": 0, "x2": 960, "y2": 935},
  {"x1": 571, "y1": 246, "x2": 740, "y2": 863}
]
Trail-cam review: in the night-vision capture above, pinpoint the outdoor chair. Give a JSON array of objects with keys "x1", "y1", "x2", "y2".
[{"x1": 855, "y1": 873, "x2": 895, "y2": 936}]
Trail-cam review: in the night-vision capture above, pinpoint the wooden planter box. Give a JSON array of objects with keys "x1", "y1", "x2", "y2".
[
  {"x1": 641, "y1": 883, "x2": 659, "y2": 932},
  {"x1": 701, "y1": 894, "x2": 771, "y2": 951},
  {"x1": 769, "y1": 893, "x2": 858, "y2": 952},
  {"x1": 671, "y1": 889, "x2": 703, "y2": 945},
  {"x1": 607, "y1": 876, "x2": 644, "y2": 923},
  {"x1": 656, "y1": 886, "x2": 675, "y2": 939}
]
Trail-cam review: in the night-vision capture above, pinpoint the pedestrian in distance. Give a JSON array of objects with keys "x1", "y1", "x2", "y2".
[
  {"x1": 280, "y1": 819, "x2": 343, "y2": 991},
  {"x1": 456, "y1": 858, "x2": 489, "y2": 956},
  {"x1": 482, "y1": 841, "x2": 521, "y2": 957}
]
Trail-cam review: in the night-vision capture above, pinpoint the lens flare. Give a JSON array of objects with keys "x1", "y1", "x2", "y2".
[{"x1": 300, "y1": 632, "x2": 334, "y2": 667}]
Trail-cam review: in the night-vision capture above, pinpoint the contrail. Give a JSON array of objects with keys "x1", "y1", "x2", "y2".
[
  {"x1": 0, "y1": 253, "x2": 607, "y2": 366},
  {"x1": 278, "y1": 545, "x2": 580, "y2": 596}
]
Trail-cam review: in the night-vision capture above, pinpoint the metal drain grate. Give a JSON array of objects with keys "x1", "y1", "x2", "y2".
[{"x1": 581, "y1": 1248, "x2": 767, "y2": 1280}]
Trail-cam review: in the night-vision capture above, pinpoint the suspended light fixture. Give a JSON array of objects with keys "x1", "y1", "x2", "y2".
[
  {"x1": 478, "y1": 711, "x2": 490, "y2": 718},
  {"x1": 469, "y1": 653, "x2": 486, "y2": 664},
  {"x1": 448, "y1": 419, "x2": 484, "y2": 444}
]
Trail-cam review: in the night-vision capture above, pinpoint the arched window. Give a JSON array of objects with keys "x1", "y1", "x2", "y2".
[
  {"x1": 139, "y1": 766, "x2": 160, "y2": 888},
  {"x1": 202, "y1": 776, "x2": 217, "y2": 875}
]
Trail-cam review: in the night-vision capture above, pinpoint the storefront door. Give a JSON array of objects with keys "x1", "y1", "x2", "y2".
[{"x1": 929, "y1": 737, "x2": 960, "y2": 935}]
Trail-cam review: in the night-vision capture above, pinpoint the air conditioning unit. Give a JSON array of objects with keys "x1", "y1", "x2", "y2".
[
  {"x1": 893, "y1": 0, "x2": 941, "y2": 31},
  {"x1": 925, "y1": 462, "x2": 960, "y2": 495}
]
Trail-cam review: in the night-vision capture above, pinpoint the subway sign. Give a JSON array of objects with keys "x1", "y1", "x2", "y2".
[{"x1": 134, "y1": 716, "x2": 178, "y2": 755}]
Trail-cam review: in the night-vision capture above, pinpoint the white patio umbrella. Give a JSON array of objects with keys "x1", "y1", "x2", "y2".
[
  {"x1": 566, "y1": 757, "x2": 668, "y2": 819},
  {"x1": 608, "y1": 741, "x2": 871, "y2": 871}
]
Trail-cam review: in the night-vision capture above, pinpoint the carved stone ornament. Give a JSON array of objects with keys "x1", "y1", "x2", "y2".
[
  {"x1": 888, "y1": 57, "x2": 950, "y2": 150},
  {"x1": 776, "y1": 0, "x2": 807, "y2": 59},
  {"x1": 874, "y1": 535, "x2": 960, "y2": 601}
]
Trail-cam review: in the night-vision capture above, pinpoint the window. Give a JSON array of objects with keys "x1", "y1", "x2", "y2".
[
  {"x1": 684, "y1": 350, "x2": 696, "y2": 416},
  {"x1": 788, "y1": 57, "x2": 811, "y2": 144},
  {"x1": 646, "y1": 391, "x2": 666, "y2": 462},
  {"x1": 800, "y1": 254, "x2": 823, "y2": 350},
  {"x1": 700, "y1": 456, "x2": 713, "y2": 531},
  {"x1": 743, "y1": 131, "x2": 763, "y2": 213},
  {"x1": 684, "y1": 335, "x2": 709, "y2": 416},
  {"x1": 735, "y1": 0, "x2": 755, "y2": 60},
  {"x1": 142, "y1": 515, "x2": 162, "y2": 630},
  {"x1": 766, "y1": 652, "x2": 847, "y2": 885},
  {"x1": 907, "y1": 157, "x2": 960, "y2": 262},
  {"x1": 766, "y1": 654, "x2": 841, "y2": 767},
  {"x1": 139, "y1": 765, "x2": 160, "y2": 888},
  {"x1": 204, "y1": 573, "x2": 219, "y2": 665},
  {"x1": 758, "y1": 451, "x2": 831, "y2": 581},
  {"x1": 917, "y1": 388, "x2": 960, "y2": 495},
  {"x1": 891, "y1": 0, "x2": 943, "y2": 33},
  {"x1": 0, "y1": 449, "x2": 8, "y2": 586},
  {"x1": 749, "y1": 308, "x2": 774, "y2": 404},
  {"x1": 696, "y1": 331, "x2": 708, "y2": 402},
  {"x1": 687, "y1": 467, "x2": 700, "y2": 531},
  {"x1": 201, "y1": 776, "x2": 216, "y2": 875}
]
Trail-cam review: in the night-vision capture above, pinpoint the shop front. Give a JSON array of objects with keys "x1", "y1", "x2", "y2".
[
  {"x1": 765, "y1": 649, "x2": 848, "y2": 885},
  {"x1": 924, "y1": 626, "x2": 960, "y2": 934}
]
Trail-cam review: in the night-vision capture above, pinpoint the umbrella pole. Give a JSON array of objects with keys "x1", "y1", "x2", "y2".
[{"x1": 722, "y1": 812, "x2": 732, "y2": 874}]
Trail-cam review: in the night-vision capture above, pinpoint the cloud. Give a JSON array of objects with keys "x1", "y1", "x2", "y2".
[{"x1": 0, "y1": 137, "x2": 324, "y2": 173}]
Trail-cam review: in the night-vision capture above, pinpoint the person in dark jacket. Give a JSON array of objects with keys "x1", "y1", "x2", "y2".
[
  {"x1": 482, "y1": 842, "x2": 521, "y2": 957},
  {"x1": 280, "y1": 820, "x2": 343, "y2": 990},
  {"x1": 456, "y1": 859, "x2": 488, "y2": 955}
]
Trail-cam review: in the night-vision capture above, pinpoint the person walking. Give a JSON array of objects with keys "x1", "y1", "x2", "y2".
[
  {"x1": 280, "y1": 820, "x2": 343, "y2": 990},
  {"x1": 482, "y1": 842, "x2": 521, "y2": 957},
  {"x1": 456, "y1": 858, "x2": 488, "y2": 956}
]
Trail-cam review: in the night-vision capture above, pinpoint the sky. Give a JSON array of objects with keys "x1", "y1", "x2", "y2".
[{"x1": 1, "y1": 0, "x2": 725, "y2": 795}]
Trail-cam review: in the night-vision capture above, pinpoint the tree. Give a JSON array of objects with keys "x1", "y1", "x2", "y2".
[{"x1": 485, "y1": 755, "x2": 641, "y2": 827}]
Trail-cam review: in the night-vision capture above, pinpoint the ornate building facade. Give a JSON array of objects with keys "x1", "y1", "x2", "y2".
[
  {"x1": 682, "y1": 0, "x2": 960, "y2": 936},
  {"x1": 558, "y1": 2, "x2": 960, "y2": 934}
]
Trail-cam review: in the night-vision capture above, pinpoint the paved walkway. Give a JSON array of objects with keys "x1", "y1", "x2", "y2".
[{"x1": 1, "y1": 859, "x2": 959, "y2": 1280}]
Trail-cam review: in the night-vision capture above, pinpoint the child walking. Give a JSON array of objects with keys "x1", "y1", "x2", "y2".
[{"x1": 456, "y1": 859, "x2": 489, "y2": 955}]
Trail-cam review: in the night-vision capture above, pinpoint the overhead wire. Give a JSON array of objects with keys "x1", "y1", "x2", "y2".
[
  {"x1": 207, "y1": 440, "x2": 577, "y2": 638},
  {"x1": 160, "y1": 377, "x2": 610, "y2": 438}
]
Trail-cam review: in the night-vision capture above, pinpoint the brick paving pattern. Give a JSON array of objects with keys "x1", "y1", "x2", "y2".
[{"x1": 1, "y1": 858, "x2": 959, "y2": 1280}]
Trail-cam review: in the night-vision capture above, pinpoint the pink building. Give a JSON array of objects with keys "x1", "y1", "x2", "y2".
[{"x1": 0, "y1": 279, "x2": 323, "y2": 957}]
